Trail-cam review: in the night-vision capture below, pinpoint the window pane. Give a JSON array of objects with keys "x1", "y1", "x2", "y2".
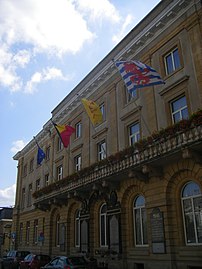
[
  {"x1": 173, "y1": 49, "x2": 180, "y2": 69},
  {"x1": 101, "y1": 215, "x2": 106, "y2": 245},
  {"x1": 142, "y1": 208, "x2": 148, "y2": 244},
  {"x1": 135, "y1": 209, "x2": 142, "y2": 245},
  {"x1": 183, "y1": 199, "x2": 196, "y2": 243},
  {"x1": 135, "y1": 195, "x2": 145, "y2": 207},
  {"x1": 166, "y1": 54, "x2": 174, "y2": 74},
  {"x1": 182, "y1": 182, "x2": 201, "y2": 197},
  {"x1": 194, "y1": 197, "x2": 202, "y2": 243}
]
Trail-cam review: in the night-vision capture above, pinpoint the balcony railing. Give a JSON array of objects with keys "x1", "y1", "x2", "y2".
[{"x1": 33, "y1": 122, "x2": 202, "y2": 207}]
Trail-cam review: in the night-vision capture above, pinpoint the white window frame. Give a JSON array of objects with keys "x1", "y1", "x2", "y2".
[
  {"x1": 75, "y1": 210, "x2": 81, "y2": 247},
  {"x1": 19, "y1": 223, "x2": 23, "y2": 243},
  {"x1": 27, "y1": 184, "x2": 32, "y2": 207},
  {"x1": 75, "y1": 154, "x2": 82, "y2": 171},
  {"x1": 57, "y1": 137, "x2": 62, "y2": 151},
  {"x1": 57, "y1": 165, "x2": 63, "y2": 180},
  {"x1": 181, "y1": 181, "x2": 202, "y2": 245},
  {"x1": 100, "y1": 103, "x2": 105, "y2": 121},
  {"x1": 133, "y1": 195, "x2": 148, "y2": 246},
  {"x1": 36, "y1": 179, "x2": 40, "y2": 191},
  {"x1": 100, "y1": 203, "x2": 108, "y2": 247},
  {"x1": 171, "y1": 96, "x2": 188, "y2": 123},
  {"x1": 45, "y1": 173, "x2": 49, "y2": 186},
  {"x1": 56, "y1": 215, "x2": 60, "y2": 247},
  {"x1": 21, "y1": 188, "x2": 25, "y2": 209},
  {"x1": 33, "y1": 219, "x2": 38, "y2": 244},
  {"x1": 129, "y1": 123, "x2": 140, "y2": 146},
  {"x1": 98, "y1": 140, "x2": 106, "y2": 161},
  {"x1": 164, "y1": 47, "x2": 180, "y2": 75},
  {"x1": 26, "y1": 221, "x2": 30, "y2": 244},
  {"x1": 75, "y1": 122, "x2": 82, "y2": 138}
]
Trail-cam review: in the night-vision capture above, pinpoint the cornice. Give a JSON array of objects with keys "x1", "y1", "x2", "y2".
[{"x1": 13, "y1": 0, "x2": 199, "y2": 160}]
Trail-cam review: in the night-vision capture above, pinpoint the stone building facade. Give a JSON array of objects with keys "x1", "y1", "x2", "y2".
[
  {"x1": 0, "y1": 208, "x2": 13, "y2": 257},
  {"x1": 12, "y1": 0, "x2": 202, "y2": 268}
]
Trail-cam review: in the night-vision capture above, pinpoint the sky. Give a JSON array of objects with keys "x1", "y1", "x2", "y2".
[{"x1": 0, "y1": 0, "x2": 161, "y2": 207}]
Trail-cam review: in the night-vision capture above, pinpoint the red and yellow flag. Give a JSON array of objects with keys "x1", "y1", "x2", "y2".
[
  {"x1": 53, "y1": 122, "x2": 75, "y2": 148},
  {"x1": 81, "y1": 98, "x2": 103, "y2": 126}
]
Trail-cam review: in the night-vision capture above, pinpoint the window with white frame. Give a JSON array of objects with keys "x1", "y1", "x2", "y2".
[
  {"x1": 56, "y1": 165, "x2": 63, "y2": 180},
  {"x1": 45, "y1": 146, "x2": 50, "y2": 160},
  {"x1": 27, "y1": 184, "x2": 32, "y2": 207},
  {"x1": 74, "y1": 154, "x2": 81, "y2": 171},
  {"x1": 100, "y1": 203, "x2": 108, "y2": 247},
  {"x1": 100, "y1": 103, "x2": 105, "y2": 121},
  {"x1": 56, "y1": 215, "x2": 60, "y2": 246},
  {"x1": 171, "y1": 96, "x2": 188, "y2": 123},
  {"x1": 126, "y1": 85, "x2": 137, "y2": 102},
  {"x1": 75, "y1": 210, "x2": 81, "y2": 247},
  {"x1": 45, "y1": 173, "x2": 49, "y2": 186},
  {"x1": 133, "y1": 195, "x2": 148, "y2": 246},
  {"x1": 36, "y1": 179, "x2": 40, "y2": 191},
  {"x1": 164, "y1": 47, "x2": 181, "y2": 75},
  {"x1": 33, "y1": 219, "x2": 38, "y2": 244},
  {"x1": 21, "y1": 188, "x2": 25, "y2": 209},
  {"x1": 26, "y1": 221, "x2": 30, "y2": 244},
  {"x1": 57, "y1": 137, "x2": 62, "y2": 151},
  {"x1": 23, "y1": 164, "x2": 27, "y2": 177},
  {"x1": 29, "y1": 158, "x2": 34, "y2": 173},
  {"x1": 98, "y1": 140, "x2": 106, "y2": 161},
  {"x1": 75, "y1": 121, "x2": 82, "y2": 139},
  {"x1": 129, "y1": 123, "x2": 140, "y2": 146},
  {"x1": 181, "y1": 181, "x2": 202, "y2": 245},
  {"x1": 19, "y1": 223, "x2": 23, "y2": 243}
]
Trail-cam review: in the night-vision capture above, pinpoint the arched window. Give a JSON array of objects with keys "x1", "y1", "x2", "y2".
[
  {"x1": 133, "y1": 195, "x2": 148, "y2": 246},
  {"x1": 75, "y1": 210, "x2": 80, "y2": 247},
  {"x1": 181, "y1": 181, "x2": 202, "y2": 244},
  {"x1": 56, "y1": 215, "x2": 60, "y2": 246},
  {"x1": 100, "y1": 203, "x2": 108, "y2": 247}
]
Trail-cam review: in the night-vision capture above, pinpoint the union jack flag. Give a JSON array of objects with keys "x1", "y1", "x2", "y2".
[{"x1": 115, "y1": 60, "x2": 165, "y2": 94}]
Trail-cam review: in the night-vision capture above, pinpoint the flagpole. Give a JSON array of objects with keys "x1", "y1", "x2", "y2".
[{"x1": 33, "y1": 136, "x2": 57, "y2": 182}]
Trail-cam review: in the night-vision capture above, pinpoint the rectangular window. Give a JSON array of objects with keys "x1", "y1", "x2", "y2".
[
  {"x1": 164, "y1": 47, "x2": 181, "y2": 75},
  {"x1": 126, "y1": 85, "x2": 137, "y2": 102},
  {"x1": 26, "y1": 221, "x2": 30, "y2": 244},
  {"x1": 57, "y1": 137, "x2": 62, "y2": 151},
  {"x1": 129, "y1": 123, "x2": 140, "y2": 146},
  {"x1": 27, "y1": 184, "x2": 32, "y2": 207},
  {"x1": 21, "y1": 188, "x2": 25, "y2": 209},
  {"x1": 45, "y1": 173, "x2": 49, "y2": 186},
  {"x1": 33, "y1": 219, "x2": 38, "y2": 244},
  {"x1": 29, "y1": 158, "x2": 34, "y2": 172},
  {"x1": 100, "y1": 103, "x2": 105, "y2": 121},
  {"x1": 171, "y1": 96, "x2": 188, "y2": 123},
  {"x1": 57, "y1": 165, "x2": 63, "y2": 180},
  {"x1": 45, "y1": 146, "x2": 50, "y2": 160},
  {"x1": 98, "y1": 140, "x2": 106, "y2": 161},
  {"x1": 75, "y1": 122, "x2": 82, "y2": 138},
  {"x1": 19, "y1": 223, "x2": 23, "y2": 243},
  {"x1": 74, "y1": 155, "x2": 82, "y2": 171},
  {"x1": 36, "y1": 179, "x2": 40, "y2": 191},
  {"x1": 23, "y1": 164, "x2": 27, "y2": 177}
]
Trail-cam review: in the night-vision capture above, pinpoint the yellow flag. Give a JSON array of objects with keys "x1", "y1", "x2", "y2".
[{"x1": 81, "y1": 98, "x2": 103, "y2": 125}]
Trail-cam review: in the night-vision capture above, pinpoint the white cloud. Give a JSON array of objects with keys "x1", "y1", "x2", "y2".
[
  {"x1": 0, "y1": 184, "x2": 16, "y2": 207},
  {"x1": 112, "y1": 14, "x2": 134, "y2": 44},
  {"x1": 74, "y1": 0, "x2": 121, "y2": 24},
  {"x1": 0, "y1": 0, "x2": 94, "y2": 56},
  {"x1": 11, "y1": 140, "x2": 27, "y2": 154},
  {"x1": 25, "y1": 67, "x2": 71, "y2": 94}
]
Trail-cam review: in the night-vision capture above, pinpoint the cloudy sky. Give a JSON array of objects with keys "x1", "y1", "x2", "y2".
[{"x1": 0, "y1": 0, "x2": 161, "y2": 207}]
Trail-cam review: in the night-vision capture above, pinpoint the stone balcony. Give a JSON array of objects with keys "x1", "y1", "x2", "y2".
[{"x1": 34, "y1": 123, "x2": 202, "y2": 211}]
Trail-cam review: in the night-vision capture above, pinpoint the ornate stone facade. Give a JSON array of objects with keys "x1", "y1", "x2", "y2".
[{"x1": 12, "y1": 1, "x2": 202, "y2": 268}]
